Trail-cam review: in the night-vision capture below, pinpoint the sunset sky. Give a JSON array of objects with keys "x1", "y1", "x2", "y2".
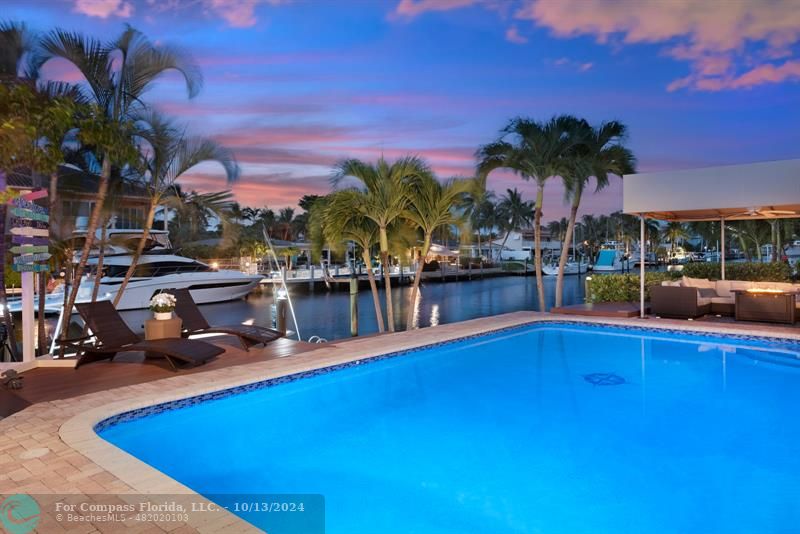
[{"x1": 6, "y1": 0, "x2": 800, "y2": 221}]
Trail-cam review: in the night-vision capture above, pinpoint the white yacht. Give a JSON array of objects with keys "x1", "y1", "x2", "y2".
[
  {"x1": 542, "y1": 258, "x2": 589, "y2": 276},
  {"x1": 87, "y1": 252, "x2": 261, "y2": 310},
  {"x1": 8, "y1": 229, "x2": 261, "y2": 313}
]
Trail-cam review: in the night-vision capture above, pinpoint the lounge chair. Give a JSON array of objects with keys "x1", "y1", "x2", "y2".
[
  {"x1": 60, "y1": 301, "x2": 224, "y2": 370},
  {"x1": 173, "y1": 288, "x2": 284, "y2": 350}
]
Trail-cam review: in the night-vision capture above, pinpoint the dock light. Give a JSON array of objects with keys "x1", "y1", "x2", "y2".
[
  {"x1": 276, "y1": 287, "x2": 288, "y2": 300},
  {"x1": 210, "y1": 261, "x2": 219, "y2": 270},
  {"x1": 245, "y1": 261, "x2": 251, "y2": 267}
]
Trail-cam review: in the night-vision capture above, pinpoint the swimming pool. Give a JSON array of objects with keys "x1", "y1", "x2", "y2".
[{"x1": 98, "y1": 322, "x2": 800, "y2": 533}]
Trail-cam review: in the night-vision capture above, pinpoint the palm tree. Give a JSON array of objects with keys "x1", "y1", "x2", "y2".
[
  {"x1": 276, "y1": 207, "x2": 295, "y2": 241},
  {"x1": 477, "y1": 116, "x2": 574, "y2": 311},
  {"x1": 40, "y1": 25, "x2": 202, "y2": 338},
  {"x1": 403, "y1": 176, "x2": 471, "y2": 330},
  {"x1": 665, "y1": 222, "x2": 689, "y2": 255},
  {"x1": 555, "y1": 120, "x2": 635, "y2": 307},
  {"x1": 546, "y1": 218, "x2": 569, "y2": 245},
  {"x1": 460, "y1": 179, "x2": 494, "y2": 263},
  {"x1": 112, "y1": 112, "x2": 239, "y2": 306},
  {"x1": 332, "y1": 156, "x2": 432, "y2": 332},
  {"x1": 316, "y1": 190, "x2": 385, "y2": 332},
  {"x1": 165, "y1": 188, "x2": 235, "y2": 246},
  {"x1": 495, "y1": 188, "x2": 535, "y2": 261}
]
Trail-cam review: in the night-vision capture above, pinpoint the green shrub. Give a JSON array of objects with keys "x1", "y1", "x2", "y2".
[
  {"x1": 683, "y1": 262, "x2": 792, "y2": 282},
  {"x1": 587, "y1": 272, "x2": 680, "y2": 303}
]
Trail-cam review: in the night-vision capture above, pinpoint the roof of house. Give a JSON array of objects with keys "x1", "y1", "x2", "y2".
[{"x1": 3, "y1": 166, "x2": 149, "y2": 198}]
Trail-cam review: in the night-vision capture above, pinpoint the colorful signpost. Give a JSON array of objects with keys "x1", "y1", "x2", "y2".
[{"x1": 9, "y1": 190, "x2": 49, "y2": 362}]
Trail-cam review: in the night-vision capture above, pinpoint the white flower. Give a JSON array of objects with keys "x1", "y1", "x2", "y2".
[{"x1": 149, "y1": 292, "x2": 177, "y2": 312}]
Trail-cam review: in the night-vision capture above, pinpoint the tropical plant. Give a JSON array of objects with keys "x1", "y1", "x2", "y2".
[
  {"x1": 40, "y1": 25, "x2": 202, "y2": 338},
  {"x1": 332, "y1": 156, "x2": 432, "y2": 332},
  {"x1": 315, "y1": 190, "x2": 385, "y2": 332},
  {"x1": 478, "y1": 116, "x2": 575, "y2": 311},
  {"x1": 459, "y1": 179, "x2": 495, "y2": 263},
  {"x1": 112, "y1": 111, "x2": 239, "y2": 306},
  {"x1": 495, "y1": 188, "x2": 535, "y2": 260},
  {"x1": 555, "y1": 120, "x2": 635, "y2": 307},
  {"x1": 403, "y1": 175, "x2": 471, "y2": 330},
  {"x1": 664, "y1": 222, "x2": 689, "y2": 254}
]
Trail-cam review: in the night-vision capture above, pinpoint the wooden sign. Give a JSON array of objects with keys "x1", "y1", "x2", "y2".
[
  {"x1": 10, "y1": 226, "x2": 49, "y2": 237},
  {"x1": 12, "y1": 235, "x2": 48, "y2": 246},
  {"x1": 10, "y1": 245, "x2": 49, "y2": 254}
]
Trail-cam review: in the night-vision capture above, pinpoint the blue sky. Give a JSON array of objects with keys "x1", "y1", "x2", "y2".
[{"x1": 6, "y1": 0, "x2": 800, "y2": 220}]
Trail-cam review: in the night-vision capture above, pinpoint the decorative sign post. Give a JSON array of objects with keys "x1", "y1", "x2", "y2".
[{"x1": 10, "y1": 190, "x2": 50, "y2": 362}]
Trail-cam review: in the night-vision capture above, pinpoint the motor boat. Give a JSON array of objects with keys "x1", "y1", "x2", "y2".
[
  {"x1": 592, "y1": 242, "x2": 627, "y2": 272},
  {"x1": 7, "y1": 229, "x2": 261, "y2": 313},
  {"x1": 542, "y1": 258, "x2": 588, "y2": 275},
  {"x1": 85, "y1": 252, "x2": 261, "y2": 311}
]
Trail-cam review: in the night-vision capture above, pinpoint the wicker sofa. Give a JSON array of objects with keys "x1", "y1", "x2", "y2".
[{"x1": 650, "y1": 276, "x2": 800, "y2": 319}]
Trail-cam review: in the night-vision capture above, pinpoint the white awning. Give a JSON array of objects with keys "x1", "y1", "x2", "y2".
[{"x1": 623, "y1": 158, "x2": 800, "y2": 221}]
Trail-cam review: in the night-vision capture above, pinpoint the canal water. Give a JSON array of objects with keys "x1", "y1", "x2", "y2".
[{"x1": 116, "y1": 273, "x2": 589, "y2": 343}]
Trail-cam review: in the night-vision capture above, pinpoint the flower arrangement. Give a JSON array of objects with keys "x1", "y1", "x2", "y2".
[{"x1": 149, "y1": 292, "x2": 177, "y2": 313}]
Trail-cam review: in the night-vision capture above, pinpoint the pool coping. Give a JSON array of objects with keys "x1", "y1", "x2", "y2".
[{"x1": 4, "y1": 312, "x2": 800, "y2": 532}]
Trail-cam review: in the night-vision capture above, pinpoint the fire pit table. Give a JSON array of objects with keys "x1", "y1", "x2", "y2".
[{"x1": 733, "y1": 289, "x2": 797, "y2": 325}]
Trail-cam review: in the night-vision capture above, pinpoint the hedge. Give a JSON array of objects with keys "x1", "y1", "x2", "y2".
[
  {"x1": 586, "y1": 272, "x2": 680, "y2": 303},
  {"x1": 682, "y1": 262, "x2": 792, "y2": 282}
]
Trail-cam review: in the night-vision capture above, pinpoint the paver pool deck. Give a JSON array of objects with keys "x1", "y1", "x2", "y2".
[{"x1": 1, "y1": 311, "x2": 798, "y2": 533}]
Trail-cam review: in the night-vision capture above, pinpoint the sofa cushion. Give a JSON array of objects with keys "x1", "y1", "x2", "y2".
[
  {"x1": 698, "y1": 288, "x2": 718, "y2": 298},
  {"x1": 661, "y1": 280, "x2": 682, "y2": 287},
  {"x1": 715, "y1": 280, "x2": 733, "y2": 297},
  {"x1": 682, "y1": 276, "x2": 716, "y2": 290},
  {"x1": 697, "y1": 296, "x2": 712, "y2": 307}
]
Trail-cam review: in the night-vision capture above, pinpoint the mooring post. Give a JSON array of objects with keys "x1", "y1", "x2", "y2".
[
  {"x1": 276, "y1": 291, "x2": 288, "y2": 334},
  {"x1": 309, "y1": 265, "x2": 315, "y2": 291},
  {"x1": 349, "y1": 269, "x2": 358, "y2": 336}
]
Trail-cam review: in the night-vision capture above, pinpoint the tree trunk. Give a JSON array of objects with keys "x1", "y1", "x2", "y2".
[
  {"x1": 406, "y1": 235, "x2": 430, "y2": 330},
  {"x1": 379, "y1": 228, "x2": 395, "y2": 332},
  {"x1": 61, "y1": 156, "x2": 111, "y2": 339},
  {"x1": 555, "y1": 197, "x2": 580, "y2": 308},
  {"x1": 363, "y1": 249, "x2": 384, "y2": 332},
  {"x1": 498, "y1": 230, "x2": 511, "y2": 262},
  {"x1": 89, "y1": 222, "x2": 108, "y2": 303},
  {"x1": 113, "y1": 199, "x2": 157, "y2": 306},
  {"x1": 533, "y1": 184, "x2": 546, "y2": 312}
]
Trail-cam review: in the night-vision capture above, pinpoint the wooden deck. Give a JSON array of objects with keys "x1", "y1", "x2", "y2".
[{"x1": 0, "y1": 335, "x2": 321, "y2": 417}]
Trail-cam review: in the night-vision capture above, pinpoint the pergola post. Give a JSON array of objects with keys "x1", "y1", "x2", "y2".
[
  {"x1": 720, "y1": 217, "x2": 726, "y2": 280},
  {"x1": 640, "y1": 215, "x2": 646, "y2": 319}
]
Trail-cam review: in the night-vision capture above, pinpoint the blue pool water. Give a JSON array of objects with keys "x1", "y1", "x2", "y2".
[{"x1": 99, "y1": 323, "x2": 800, "y2": 533}]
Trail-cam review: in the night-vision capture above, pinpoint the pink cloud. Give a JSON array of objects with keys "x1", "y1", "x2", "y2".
[
  {"x1": 208, "y1": 0, "x2": 258, "y2": 27},
  {"x1": 730, "y1": 59, "x2": 800, "y2": 89},
  {"x1": 505, "y1": 26, "x2": 528, "y2": 45},
  {"x1": 549, "y1": 57, "x2": 593, "y2": 73},
  {"x1": 517, "y1": 0, "x2": 800, "y2": 91},
  {"x1": 73, "y1": 0, "x2": 133, "y2": 18},
  {"x1": 394, "y1": 0, "x2": 483, "y2": 18}
]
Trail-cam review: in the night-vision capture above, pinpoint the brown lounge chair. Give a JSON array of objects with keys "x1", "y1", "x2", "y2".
[
  {"x1": 60, "y1": 301, "x2": 224, "y2": 370},
  {"x1": 173, "y1": 288, "x2": 284, "y2": 350}
]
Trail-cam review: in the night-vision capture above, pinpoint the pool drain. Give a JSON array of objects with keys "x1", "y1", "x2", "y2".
[{"x1": 583, "y1": 373, "x2": 627, "y2": 386}]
